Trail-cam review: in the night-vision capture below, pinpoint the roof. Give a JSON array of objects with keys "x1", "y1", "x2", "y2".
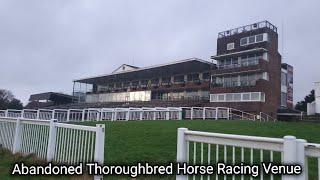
[
  {"x1": 112, "y1": 64, "x2": 139, "y2": 73},
  {"x1": 29, "y1": 92, "x2": 74, "y2": 101},
  {"x1": 74, "y1": 58, "x2": 214, "y2": 85}
]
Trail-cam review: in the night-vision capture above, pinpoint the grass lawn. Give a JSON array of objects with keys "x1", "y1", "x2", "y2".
[
  {"x1": 77, "y1": 120, "x2": 320, "y2": 164},
  {"x1": 2, "y1": 120, "x2": 320, "y2": 179}
]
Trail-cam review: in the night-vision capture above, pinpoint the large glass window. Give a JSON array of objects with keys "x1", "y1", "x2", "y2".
[{"x1": 210, "y1": 92, "x2": 265, "y2": 102}]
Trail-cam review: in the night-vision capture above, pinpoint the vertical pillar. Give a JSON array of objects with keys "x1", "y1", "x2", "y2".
[
  {"x1": 21, "y1": 109, "x2": 25, "y2": 118},
  {"x1": 296, "y1": 139, "x2": 307, "y2": 180},
  {"x1": 282, "y1": 136, "x2": 307, "y2": 180},
  {"x1": 215, "y1": 107, "x2": 219, "y2": 120},
  {"x1": 202, "y1": 108, "x2": 206, "y2": 120},
  {"x1": 46, "y1": 119, "x2": 57, "y2": 161},
  {"x1": 5, "y1": 109, "x2": 8, "y2": 117},
  {"x1": 176, "y1": 128, "x2": 188, "y2": 180},
  {"x1": 178, "y1": 109, "x2": 183, "y2": 120},
  {"x1": 126, "y1": 109, "x2": 130, "y2": 121},
  {"x1": 166, "y1": 110, "x2": 170, "y2": 120},
  {"x1": 36, "y1": 109, "x2": 40, "y2": 119},
  {"x1": 67, "y1": 109, "x2": 70, "y2": 122},
  {"x1": 190, "y1": 107, "x2": 194, "y2": 120},
  {"x1": 12, "y1": 118, "x2": 22, "y2": 153},
  {"x1": 82, "y1": 109, "x2": 86, "y2": 121},
  {"x1": 227, "y1": 108, "x2": 230, "y2": 120},
  {"x1": 94, "y1": 124, "x2": 105, "y2": 180},
  {"x1": 51, "y1": 110, "x2": 55, "y2": 121}
]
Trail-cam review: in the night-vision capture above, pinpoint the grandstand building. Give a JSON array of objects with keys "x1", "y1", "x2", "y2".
[{"x1": 73, "y1": 21, "x2": 292, "y2": 117}]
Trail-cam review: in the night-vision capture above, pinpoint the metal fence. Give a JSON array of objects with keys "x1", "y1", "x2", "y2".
[
  {"x1": 0, "y1": 117, "x2": 105, "y2": 167},
  {"x1": 176, "y1": 128, "x2": 320, "y2": 180}
]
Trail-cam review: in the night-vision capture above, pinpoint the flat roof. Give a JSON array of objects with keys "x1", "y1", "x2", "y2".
[{"x1": 74, "y1": 58, "x2": 215, "y2": 85}]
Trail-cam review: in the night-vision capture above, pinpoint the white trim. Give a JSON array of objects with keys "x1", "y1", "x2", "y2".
[
  {"x1": 227, "y1": 43, "x2": 235, "y2": 50},
  {"x1": 240, "y1": 33, "x2": 268, "y2": 47},
  {"x1": 210, "y1": 92, "x2": 265, "y2": 102}
]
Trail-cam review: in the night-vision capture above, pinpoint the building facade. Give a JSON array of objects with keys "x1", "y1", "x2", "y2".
[
  {"x1": 73, "y1": 21, "x2": 292, "y2": 117},
  {"x1": 74, "y1": 58, "x2": 213, "y2": 104},
  {"x1": 210, "y1": 21, "x2": 282, "y2": 117}
]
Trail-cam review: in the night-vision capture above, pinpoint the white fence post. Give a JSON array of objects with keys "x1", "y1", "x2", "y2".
[
  {"x1": 176, "y1": 128, "x2": 188, "y2": 180},
  {"x1": 94, "y1": 124, "x2": 105, "y2": 180},
  {"x1": 67, "y1": 109, "x2": 70, "y2": 122},
  {"x1": 178, "y1": 110, "x2": 182, "y2": 120},
  {"x1": 166, "y1": 111, "x2": 170, "y2": 120},
  {"x1": 52, "y1": 110, "x2": 55, "y2": 120},
  {"x1": 283, "y1": 136, "x2": 306, "y2": 180},
  {"x1": 82, "y1": 109, "x2": 86, "y2": 121},
  {"x1": 202, "y1": 108, "x2": 206, "y2": 120},
  {"x1": 296, "y1": 139, "x2": 307, "y2": 180},
  {"x1": 215, "y1": 107, "x2": 219, "y2": 120},
  {"x1": 5, "y1": 109, "x2": 8, "y2": 117},
  {"x1": 36, "y1": 109, "x2": 40, "y2": 119},
  {"x1": 190, "y1": 107, "x2": 194, "y2": 120},
  {"x1": 47, "y1": 119, "x2": 57, "y2": 162},
  {"x1": 12, "y1": 118, "x2": 22, "y2": 153}
]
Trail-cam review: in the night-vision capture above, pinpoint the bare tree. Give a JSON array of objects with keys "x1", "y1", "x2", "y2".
[{"x1": 0, "y1": 89, "x2": 23, "y2": 110}]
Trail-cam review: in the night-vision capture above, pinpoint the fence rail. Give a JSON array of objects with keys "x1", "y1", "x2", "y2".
[
  {"x1": 0, "y1": 117, "x2": 105, "y2": 168},
  {"x1": 0, "y1": 107, "x2": 275, "y2": 122},
  {"x1": 176, "y1": 128, "x2": 320, "y2": 180},
  {"x1": 0, "y1": 107, "x2": 183, "y2": 122}
]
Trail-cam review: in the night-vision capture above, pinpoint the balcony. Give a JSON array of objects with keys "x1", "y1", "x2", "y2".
[
  {"x1": 217, "y1": 58, "x2": 260, "y2": 70},
  {"x1": 218, "y1": 20, "x2": 277, "y2": 38},
  {"x1": 213, "y1": 59, "x2": 268, "y2": 76},
  {"x1": 213, "y1": 80, "x2": 256, "y2": 88}
]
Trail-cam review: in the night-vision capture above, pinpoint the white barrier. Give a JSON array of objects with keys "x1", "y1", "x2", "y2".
[
  {"x1": 0, "y1": 117, "x2": 105, "y2": 167},
  {"x1": 176, "y1": 128, "x2": 320, "y2": 180},
  {"x1": 0, "y1": 106, "x2": 272, "y2": 122},
  {"x1": 182, "y1": 107, "x2": 257, "y2": 121}
]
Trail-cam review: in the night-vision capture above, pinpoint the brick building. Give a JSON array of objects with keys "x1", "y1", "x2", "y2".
[{"x1": 73, "y1": 21, "x2": 292, "y2": 117}]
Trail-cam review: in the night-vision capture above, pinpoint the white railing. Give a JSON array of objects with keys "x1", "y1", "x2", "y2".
[
  {"x1": 259, "y1": 112, "x2": 276, "y2": 122},
  {"x1": 0, "y1": 107, "x2": 274, "y2": 122},
  {"x1": 182, "y1": 107, "x2": 257, "y2": 121},
  {"x1": 0, "y1": 110, "x2": 5, "y2": 117},
  {"x1": 0, "y1": 107, "x2": 183, "y2": 122},
  {"x1": 0, "y1": 117, "x2": 105, "y2": 168},
  {"x1": 176, "y1": 128, "x2": 319, "y2": 180}
]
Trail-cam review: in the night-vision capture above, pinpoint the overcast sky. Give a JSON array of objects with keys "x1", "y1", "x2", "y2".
[{"x1": 0, "y1": 0, "x2": 319, "y2": 105}]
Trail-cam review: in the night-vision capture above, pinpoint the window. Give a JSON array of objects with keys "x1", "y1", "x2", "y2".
[
  {"x1": 240, "y1": 38, "x2": 247, "y2": 46},
  {"x1": 240, "y1": 33, "x2": 266, "y2": 46},
  {"x1": 251, "y1": 92, "x2": 260, "y2": 101},
  {"x1": 226, "y1": 94, "x2": 233, "y2": 101},
  {"x1": 242, "y1": 93, "x2": 251, "y2": 101},
  {"x1": 227, "y1": 43, "x2": 235, "y2": 50},
  {"x1": 234, "y1": 93, "x2": 241, "y2": 101},
  {"x1": 210, "y1": 92, "x2": 265, "y2": 102},
  {"x1": 210, "y1": 94, "x2": 217, "y2": 102},
  {"x1": 248, "y1": 36, "x2": 255, "y2": 44},
  {"x1": 256, "y1": 34, "x2": 263, "y2": 42},
  {"x1": 218, "y1": 94, "x2": 225, "y2": 101}
]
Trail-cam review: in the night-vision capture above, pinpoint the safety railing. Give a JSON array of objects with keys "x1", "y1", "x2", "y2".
[
  {"x1": 176, "y1": 128, "x2": 316, "y2": 180},
  {"x1": 182, "y1": 107, "x2": 257, "y2": 121},
  {"x1": 0, "y1": 107, "x2": 274, "y2": 122},
  {"x1": 259, "y1": 112, "x2": 276, "y2": 122},
  {"x1": 0, "y1": 117, "x2": 105, "y2": 167}
]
